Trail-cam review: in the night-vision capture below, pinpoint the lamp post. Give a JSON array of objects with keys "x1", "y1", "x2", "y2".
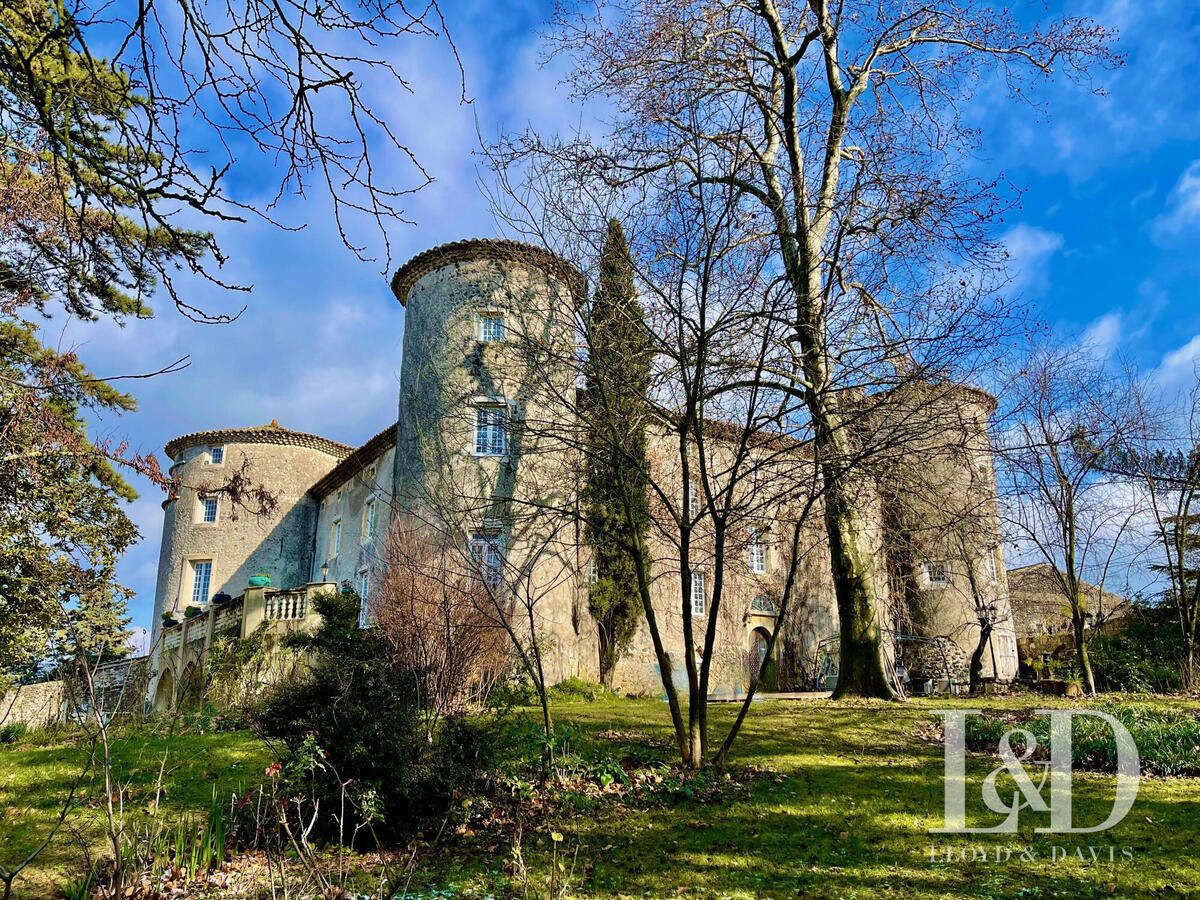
[{"x1": 321, "y1": 562, "x2": 329, "y2": 583}]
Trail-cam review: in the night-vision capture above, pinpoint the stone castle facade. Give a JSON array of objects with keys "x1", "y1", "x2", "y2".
[{"x1": 148, "y1": 238, "x2": 1019, "y2": 708}]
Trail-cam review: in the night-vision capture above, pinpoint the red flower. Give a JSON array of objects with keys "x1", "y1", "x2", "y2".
[{"x1": 264, "y1": 763, "x2": 282, "y2": 778}]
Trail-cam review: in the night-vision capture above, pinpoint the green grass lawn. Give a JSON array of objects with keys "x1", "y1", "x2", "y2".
[
  {"x1": 2, "y1": 696, "x2": 1198, "y2": 898},
  {"x1": 0, "y1": 722, "x2": 268, "y2": 897}
]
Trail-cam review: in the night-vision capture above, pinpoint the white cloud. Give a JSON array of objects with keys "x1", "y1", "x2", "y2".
[
  {"x1": 1081, "y1": 311, "x2": 1124, "y2": 357},
  {"x1": 1002, "y1": 224, "x2": 1064, "y2": 296},
  {"x1": 1152, "y1": 160, "x2": 1200, "y2": 239},
  {"x1": 1152, "y1": 333, "x2": 1200, "y2": 393}
]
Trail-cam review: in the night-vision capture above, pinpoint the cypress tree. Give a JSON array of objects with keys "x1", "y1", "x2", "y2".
[{"x1": 583, "y1": 220, "x2": 652, "y2": 690}]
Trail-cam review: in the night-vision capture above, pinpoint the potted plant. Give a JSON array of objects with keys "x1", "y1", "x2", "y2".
[
  {"x1": 184, "y1": 605, "x2": 203, "y2": 618},
  {"x1": 248, "y1": 573, "x2": 272, "y2": 587},
  {"x1": 212, "y1": 592, "x2": 233, "y2": 606},
  {"x1": 161, "y1": 612, "x2": 179, "y2": 628}
]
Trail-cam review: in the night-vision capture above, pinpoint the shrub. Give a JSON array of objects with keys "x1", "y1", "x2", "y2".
[
  {"x1": 0, "y1": 721, "x2": 27, "y2": 744},
  {"x1": 1092, "y1": 604, "x2": 1186, "y2": 693},
  {"x1": 962, "y1": 702, "x2": 1200, "y2": 777},
  {"x1": 549, "y1": 677, "x2": 612, "y2": 703},
  {"x1": 254, "y1": 590, "x2": 493, "y2": 842}
]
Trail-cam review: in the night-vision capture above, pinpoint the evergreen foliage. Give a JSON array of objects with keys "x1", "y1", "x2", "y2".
[
  {"x1": 582, "y1": 220, "x2": 652, "y2": 689},
  {"x1": 254, "y1": 591, "x2": 494, "y2": 841}
]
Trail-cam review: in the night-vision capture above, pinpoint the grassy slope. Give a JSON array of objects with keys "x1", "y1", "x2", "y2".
[
  {"x1": 0, "y1": 725, "x2": 268, "y2": 897},
  {"x1": 429, "y1": 696, "x2": 1200, "y2": 899},
  {"x1": 2, "y1": 697, "x2": 1198, "y2": 898}
]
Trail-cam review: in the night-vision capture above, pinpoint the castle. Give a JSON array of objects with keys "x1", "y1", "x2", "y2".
[{"x1": 147, "y1": 238, "x2": 1020, "y2": 709}]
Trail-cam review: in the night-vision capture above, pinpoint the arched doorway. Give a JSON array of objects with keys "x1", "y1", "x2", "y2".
[
  {"x1": 153, "y1": 668, "x2": 174, "y2": 713},
  {"x1": 748, "y1": 627, "x2": 772, "y2": 684}
]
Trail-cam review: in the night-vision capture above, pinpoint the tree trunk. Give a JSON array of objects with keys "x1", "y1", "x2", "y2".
[
  {"x1": 1072, "y1": 616, "x2": 1096, "y2": 695},
  {"x1": 968, "y1": 623, "x2": 992, "y2": 694},
  {"x1": 825, "y1": 481, "x2": 894, "y2": 700},
  {"x1": 597, "y1": 624, "x2": 616, "y2": 691}
]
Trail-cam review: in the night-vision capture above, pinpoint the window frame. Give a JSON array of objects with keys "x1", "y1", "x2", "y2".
[
  {"x1": 985, "y1": 547, "x2": 999, "y2": 585},
  {"x1": 690, "y1": 569, "x2": 706, "y2": 617},
  {"x1": 361, "y1": 499, "x2": 376, "y2": 544},
  {"x1": 190, "y1": 559, "x2": 213, "y2": 605},
  {"x1": 331, "y1": 519, "x2": 342, "y2": 557},
  {"x1": 208, "y1": 445, "x2": 224, "y2": 465},
  {"x1": 923, "y1": 560, "x2": 950, "y2": 587},
  {"x1": 199, "y1": 496, "x2": 219, "y2": 524},
  {"x1": 476, "y1": 312, "x2": 506, "y2": 342},
  {"x1": 470, "y1": 531, "x2": 505, "y2": 588},
  {"x1": 473, "y1": 405, "x2": 508, "y2": 457},
  {"x1": 750, "y1": 594, "x2": 777, "y2": 616},
  {"x1": 357, "y1": 568, "x2": 370, "y2": 627},
  {"x1": 748, "y1": 527, "x2": 767, "y2": 574}
]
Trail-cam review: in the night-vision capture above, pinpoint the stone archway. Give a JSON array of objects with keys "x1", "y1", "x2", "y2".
[
  {"x1": 153, "y1": 668, "x2": 175, "y2": 713},
  {"x1": 748, "y1": 627, "x2": 772, "y2": 684}
]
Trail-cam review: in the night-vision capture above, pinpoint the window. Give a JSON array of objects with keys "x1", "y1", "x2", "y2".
[
  {"x1": 357, "y1": 570, "x2": 370, "y2": 628},
  {"x1": 748, "y1": 528, "x2": 766, "y2": 574},
  {"x1": 190, "y1": 560, "x2": 212, "y2": 605},
  {"x1": 330, "y1": 520, "x2": 342, "y2": 557},
  {"x1": 923, "y1": 560, "x2": 949, "y2": 587},
  {"x1": 687, "y1": 479, "x2": 700, "y2": 516},
  {"x1": 209, "y1": 446, "x2": 224, "y2": 464},
  {"x1": 750, "y1": 594, "x2": 777, "y2": 615},
  {"x1": 588, "y1": 559, "x2": 598, "y2": 584},
  {"x1": 984, "y1": 548, "x2": 998, "y2": 585},
  {"x1": 361, "y1": 500, "x2": 376, "y2": 543},
  {"x1": 474, "y1": 407, "x2": 507, "y2": 456},
  {"x1": 366, "y1": 463, "x2": 377, "y2": 483},
  {"x1": 200, "y1": 497, "x2": 218, "y2": 523},
  {"x1": 471, "y1": 532, "x2": 504, "y2": 587},
  {"x1": 690, "y1": 570, "x2": 706, "y2": 617},
  {"x1": 477, "y1": 313, "x2": 505, "y2": 342}
]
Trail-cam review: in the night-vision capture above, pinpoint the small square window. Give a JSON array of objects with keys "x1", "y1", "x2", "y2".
[
  {"x1": 201, "y1": 497, "x2": 218, "y2": 523},
  {"x1": 209, "y1": 446, "x2": 224, "y2": 464},
  {"x1": 478, "y1": 314, "x2": 505, "y2": 342},
  {"x1": 923, "y1": 561, "x2": 950, "y2": 586}
]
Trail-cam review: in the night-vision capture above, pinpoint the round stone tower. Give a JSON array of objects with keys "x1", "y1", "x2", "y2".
[
  {"x1": 149, "y1": 424, "x2": 351, "y2": 654},
  {"x1": 877, "y1": 384, "x2": 1020, "y2": 684},
  {"x1": 389, "y1": 239, "x2": 582, "y2": 510},
  {"x1": 389, "y1": 239, "x2": 594, "y2": 682}
]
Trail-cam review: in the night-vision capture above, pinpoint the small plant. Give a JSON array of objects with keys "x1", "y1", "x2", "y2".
[
  {"x1": 60, "y1": 868, "x2": 96, "y2": 900},
  {"x1": 0, "y1": 722, "x2": 27, "y2": 744},
  {"x1": 184, "y1": 605, "x2": 203, "y2": 618}
]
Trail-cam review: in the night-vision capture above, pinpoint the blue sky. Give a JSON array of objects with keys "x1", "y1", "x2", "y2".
[{"x1": 48, "y1": 0, "x2": 1200, "y2": 633}]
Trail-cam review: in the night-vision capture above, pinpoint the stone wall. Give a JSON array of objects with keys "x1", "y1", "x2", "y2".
[{"x1": 1, "y1": 681, "x2": 65, "y2": 729}]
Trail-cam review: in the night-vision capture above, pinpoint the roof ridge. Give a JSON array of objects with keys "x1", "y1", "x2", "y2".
[{"x1": 310, "y1": 422, "x2": 398, "y2": 499}]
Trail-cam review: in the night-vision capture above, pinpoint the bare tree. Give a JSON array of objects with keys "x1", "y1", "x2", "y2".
[
  {"x1": 372, "y1": 520, "x2": 509, "y2": 742},
  {"x1": 1096, "y1": 368, "x2": 1200, "y2": 687},
  {"x1": 994, "y1": 344, "x2": 1142, "y2": 694},
  {"x1": 529, "y1": 0, "x2": 1118, "y2": 698}
]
